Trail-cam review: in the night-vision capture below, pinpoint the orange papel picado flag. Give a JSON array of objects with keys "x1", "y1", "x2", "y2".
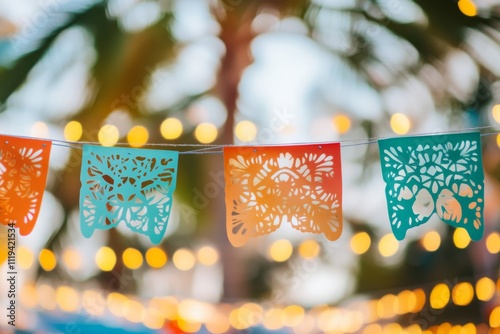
[
  {"x1": 224, "y1": 143, "x2": 343, "y2": 247},
  {"x1": 0, "y1": 135, "x2": 52, "y2": 235}
]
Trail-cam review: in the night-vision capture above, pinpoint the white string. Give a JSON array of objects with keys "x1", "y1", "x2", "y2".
[{"x1": 4, "y1": 125, "x2": 499, "y2": 155}]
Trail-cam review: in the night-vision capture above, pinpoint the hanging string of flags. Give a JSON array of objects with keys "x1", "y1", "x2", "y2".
[{"x1": 0, "y1": 128, "x2": 498, "y2": 246}]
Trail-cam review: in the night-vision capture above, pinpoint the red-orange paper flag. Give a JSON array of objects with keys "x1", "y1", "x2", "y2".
[
  {"x1": 224, "y1": 143, "x2": 343, "y2": 247},
  {"x1": 0, "y1": 135, "x2": 52, "y2": 235}
]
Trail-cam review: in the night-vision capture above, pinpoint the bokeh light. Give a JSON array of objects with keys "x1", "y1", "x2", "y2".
[
  {"x1": 430, "y1": 283, "x2": 450, "y2": 309},
  {"x1": 420, "y1": 231, "x2": 441, "y2": 252},
  {"x1": 390, "y1": 113, "x2": 411, "y2": 135},
  {"x1": 333, "y1": 114, "x2": 351, "y2": 134},
  {"x1": 173, "y1": 248, "x2": 196, "y2": 271},
  {"x1": 351, "y1": 232, "x2": 371, "y2": 255},
  {"x1": 194, "y1": 123, "x2": 218, "y2": 143},
  {"x1": 196, "y1": 246, "x2": 219, "y2": 266},
  {"x1": 127, "y1": 125, "x2": 149, "y2": 147},
  {"x1": 458, "y1": 0, "x2": 477, "y2": 17},
  {"x1": 122, "y1": 248, "x2": 143, "y2": 269},
  {"x1": 493, "y1": 104, "x2": 500, "y2": 123},
  {"x1": 95, "y1": 246, "x2": 116, "y2": 272},
  {"x1": 18, "y1": 246, "x2": 34, "y2": 270},
  {"x1": 475, "y1": 277, "x2": 495, "y2": 301},
  {"x1": 98, "y1": 124, "x2": 120, "y2": 146},
  {"x1": 62, "y1": 247, "x2": 82, "y2": 271},
  {"x1": 64, "y1": 121, "x2": 83, "y2": 141},
  {"x1": 453, "y1": 228, "x2": 471, "y2": 249},
  {"x1": 160, "y1": 117, "x2": 183, "y2": 140},
  {"x1": 486, "y1": 232, "x2": 500, "y2": 254},
  {"x1": 282, "y1": 305, "x2": 305, "y2": 327},
  {"x1": 451, "y1": 282, "x2": 474, "y2": 306},
  {"x1": 123, "y1": 299, "x2": 145, "y2": 323},
  {"x1": 298, "y1": 239, "x2": 320, "y2": 259},
  {"x1": 378, "y1": 234, "x2": 399, "y2": 257},
  {"x1": 30, "y1": 121, "x2": 49, "y2": 138},
  {"x1": 146, "y1": 247, "x2": 167, "y2": 268},
  {"x1": 39, "y1": 249, "x2": 57, "y2": 271},
  {"x1": 268, "y1": 239, "x2": 293, "y2": 262},
  {"x1": 56, "y1": 286, "x2": 80, "y2": 312},
  {"x1": 235, "y1": 120, "x2": 258, "y2": 142},
  {"x1": 107, "y1": 292, "x2": 128, "y2": 317},
  {"x1": 490, "y1": 306, "x2": 500, "y2": 327}
]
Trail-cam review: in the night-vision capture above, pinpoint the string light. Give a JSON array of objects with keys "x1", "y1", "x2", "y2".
[
  {"x1": 493, "y1": 104, "x2": 500, "y2": 123},
  {"x1": 161, "y1": 117, "x2": 183, "y2": 140},
  {"x1": 390, "y1": 113, "x2": 411, "y2": 135},
  {"x1": 235, "y1": 120, "x2": 258, "y2": 142},
  {"x1": 453, "y1": 228, "x2": 471, "y2": 249},
  {"x1": 298, "y1": 239, "x2": 321, "y2": 259},
  {"x1": 98, "y1": 124, "x2": 119, "y2": 147},
  {"x1": 458, "y1": 0, "x2": 477, "y2": 17},
  {"x1": 378, "y1": 233, "x2": 399, "y2": 257},
  {"x1": 173, "y1": 248, "x2": 196, "y2": 271},
  {"x1": 268, "y1": 239, "x2": 293, "y2": 262},
  {"x1": 350, "y1": 232, "x2": 371, "y2": 255},
  {"x1": 475, "y1": 277, "x2": 495, "y2": 302},
  {"x1": 64, "y1": 121, "x2": 83, "y2": 141},
  {"x1": 122, "y1": 247, "x2": 143, "y2": 269},
  {"x1": 194, "y1": 123, "x2": 218, "y2": 143},
  {"x1": 430, "y1": 283, "x2": 450, "y2": 309},
  {"x1": 420, "y1": 231, "x2": 441, "y2": 252},
  {"x1": 95, "y1": 246, "x2": 116, "y2": 272},
  {"x1": 127, "y1": 125, "x2": 149, "y2": 148},
  {"x1": 333, "y1": 114, "x2": 352, "y2": 134},
  {"x1": 39, "y1": 249, "x2": 57, "y2": 271},
  {"x1": 146, "y1": 247, "x2": 167, "y2": 268}
]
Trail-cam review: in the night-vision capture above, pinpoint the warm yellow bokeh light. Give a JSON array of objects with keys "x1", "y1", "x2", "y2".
[
  {"x1": 378, "y1": 234, "x2": 399, "y2": 257},
  {"x1": 235, "y1": 120, "x2": 258, "y2": 142},
  {"x1": 39, "y1": 249, "x2": 57, "y2": 271},
  {"x1": 452, "y1": 282, "x2": 474, "y2": 306},
  {"x1": 453, "y1": 228, "x2": 471, "y2": 249},
  {"x1": 31, "y1": 121, "x2": 49, "y2": 138},
  {"x1": 194, "y1": 123, "x2": 218, "y2": 143},
  {"x1": 62, "y1": 247, "x2": 82, "y2": 271},
  {"x1": 333, "y1": 114, "x2": 351, "y2": 134},
  {"x1": 430, "y1": 283, "x2": 450, "y2": 309},
  {"x1": 123, "y1": 299, "x2": 145, "y2": 323},
  {"x1": 486, "y1": 232, "x2": 500, "y2": 254},
  {"x1": 282, "y1": 305, "x2": 305, "y2": 327},
  {"x1": 37, "y1": 284, "x2": 57, "y2": 310},
  {"x1": 397, "y1": 290, "x2": 417, "y2": 314},
  {"x1": 177, "y1": 319, "x2": 201, "y2": 333},
  {"x1": 197, "y1": 246, "x2": 219, "y2": 266},
  {"x1": 390, "y1": 113, "x2": 411, "y2": 135},
  {"x1": 351, "y1": 232, "x2": 371, "y2": 255},
  {"x1": 122, "y1": 248, "x2": 143, "y2": 269},
  {"x1": 298, "y1": 239, "x2": 320, "y2": 259},
  {"x1": 475, "y1": 277, "x2": 495, "y2": 301},
  {"x1": 458, "y1": 0, "x2": 477, "y2": 17},
  {"x1": 268, "y1": 239, "x2": 293, "y2": 262},
  {"x1": 82, "y1": 290, "x2": 106, "y2": 316},
  {"x1": 98, "y1": 124, "x2": 120, "y2": 147},
  {"x1": 127, "y1": 125, "x2": 149, "y2": 148},
  {"x1": 19, "y1": 283, "x2": 37, "y2": 309},
  {"x1": 206, "y1": 313, "x2": 231, "y2": 334},
  {"x1": 95, "y1": 246, "x2": 116, "y2": 272},
  {"x1": 421, "y1": 231, "x2": 441, "y2": 252},
  {"x1": 493, "y1": 104, "x2": 500, "y2": 123},
  {"x1": 146, "y1": 247, "x2": 167, "y2": 268},
  {"x1": 160, "y1": 118, "x2": 183, "y2": 140},
  {"x1": 497, "y1": 134, "x2": 500, "y2": 148},
  {"x1": 377, "y1": 294, "x2": 398, "y2": 319},
  {"x1": 412, "y1": 288, "x2": 426, "y2": 313},
  {"x1": 107, "y1": 292, "x2": 128, "y2": 317},
  {"x1": 143, "y1": 310, "x2": 165, "y2": 330},
  {"x1": 263, "y1": 308, "x2": 284, "y2": 330},
  {"x1": 490, "y1": 306, "x2": 500, "y2": 327},
  {"x1": 173, "y1": 248, "x2": 196, "y2": 271},
  {"x1": 56, "y1": 286, "x2": 80, "y2": 312},
  {"x1": 18, "y1": 246, "x2": 34, "y2": 270},
  {"x1": 64, "y1": 121, "x2": 83, "y2": 141}
]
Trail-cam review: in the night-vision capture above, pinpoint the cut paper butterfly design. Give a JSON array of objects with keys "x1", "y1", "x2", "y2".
[
  {"x1": 0, "y1": 135, "x2": 52, "y2": 235},
  {"x1": 80, "y1": 145, "x2": 178, "y2": 244},
  {"x1": 224, "y1": 144, "x2": 342, "y2": 247},
  {"x1": 378, "y1": 132, "x2": 484, "y2": 241}
]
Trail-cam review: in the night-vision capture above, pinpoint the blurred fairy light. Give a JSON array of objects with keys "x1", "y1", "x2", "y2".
[
  {"x1": 56, "y1": 286, "x2": 80, "y2": 312},
  {"x1": 268, "y1": 239, "x2": 293, "y2": 262},
  {"x1": 19, "y1": 283, "x2": 37, "y2": 309},
  {"x1": 160, "y1": 117, "x2": 183, "y2": 140},
  {"x1": 298, "y1": 239, "x2": 320, "y2": 259},
  {"x1": 123, "y1": 299, "x2": 146, "y2": 323},
  {"x1": 62, "y1": 247, "x2": 82, "y2": 271},
  {"x1": 378, "y1": 234, "x2": 399, "y2": 257},
  {"x1": 452, "y1": 282, "x2": 474, "y2": 306},
  {"x1": 332, "y1": 114, "x2": 351, "y2": 134},
  {"x1": 453, "y1": 228, "x2": 471, "y2": 249},
  {"x1": 17, "y1": 246, "x2": 34, "y2": 270},
  {"x1": 146, "y1": 247, "x2": 167, "y2": 268},
  {"x1": 492, "y1": 104, "x2": 500, "y2": 123},
  {"x1": 143, "y1": 310, "x2": 165, "y2": 330},
  {"x1": 497, "y1": 133, "x2": 500, "y2": 148},
  {"x1": 64, "y1": 121, "x2": 83, "y2": 141},
  {"x1": 196, "y1": 246, "x2": 219, "y2": 266},
  {"x1": 122, "y1": 247, "x2": 143, "y2": 269},
  {"x1": 420, "y1": 230, "x2": 441, "y2": 252},
  {"x1": 98, "y1": 124, "x2": 120, "y2": 147},
  {"x1": 39, "y1": 249, "x2": 57, "y2": 271},
  {"x1": 95, "y1": 246, "x2": 116, "y2": 272},
  {"x1": 107, "y1": 292, "x2": 128, "y2": 317},
  {"x1": 458, "y1": 0, "x2": 477, "y2": 17},
  {"x1": 173, "y1": 248, "x2": 196, "y2": 271},
  {"x1": 350, "y1": 232, "x2": 371, "y2": 255},
  {"x1": 235, "y1": 120, "x2": 258, "y2": 142},
  {"x1": 127, "y1": 125, "x2": 149, "y2": 148},
  {"x1": 282, "y1": 305, "x2": 305, "y2": 327},
  {"x1": 30, "y1": 121, "x2": 49, "y2": 138},
  {"x1": 475, "y1": 277, "x2": 495, "y2": 301},
  {"x1": 490, "y1": 306, "x2": 500, "y2": 328},
  {"x1": 390, "y1": 113, "x2": 411, "y2": 135},
  {"x1": 194, "y1": 123, "x2": 218, "y2": 143},
  {"x1": 37, "y1": 284, "x2": 56, "y2": 310},
  {"x1": 486, "y1": 232, "x2": 500, "y2": 254},
  {"x1": 430, "y1": 283, "x2": 450, "y2": 309}
]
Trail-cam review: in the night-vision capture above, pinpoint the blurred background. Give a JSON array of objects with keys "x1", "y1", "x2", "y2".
[{"x1": 0, "y1": 0, "x2": 500, "y2": 333}]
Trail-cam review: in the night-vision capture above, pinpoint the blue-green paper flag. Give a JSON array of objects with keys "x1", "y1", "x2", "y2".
[
  {"x1": 378, "y1": 132, "x2": 484, "y2": 241},
  {"x1": 80, "y1": 145, "x2": 178, "y2": 244}
]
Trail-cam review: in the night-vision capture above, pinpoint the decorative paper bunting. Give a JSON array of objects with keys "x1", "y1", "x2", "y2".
[
  {"x1": 0, "y1": 135, "x2": 52, "y2": 235},
  {"x1": 378, "y1": 132, "x2": 484, "y2": 241},
  {"x1": 224, "y1": 144, "x2": 343, "y2": 247},
  {"x1": 80, "y1": 145, "x2": 178, "y2": 244}
]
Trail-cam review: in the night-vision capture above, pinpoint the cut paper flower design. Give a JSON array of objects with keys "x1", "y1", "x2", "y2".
[
  {"x1": 378, "y1": 132, "x2": 484, "y2": 241},
  {"x1": 0, "y1": 135, "x2": 52, "y2": 235},
  {"x1": 224, "y1": 144, "x2": 342, "y2": 247},
  {"x1": 80, "y1": 145, "x2": 178, "y2": 244}
]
